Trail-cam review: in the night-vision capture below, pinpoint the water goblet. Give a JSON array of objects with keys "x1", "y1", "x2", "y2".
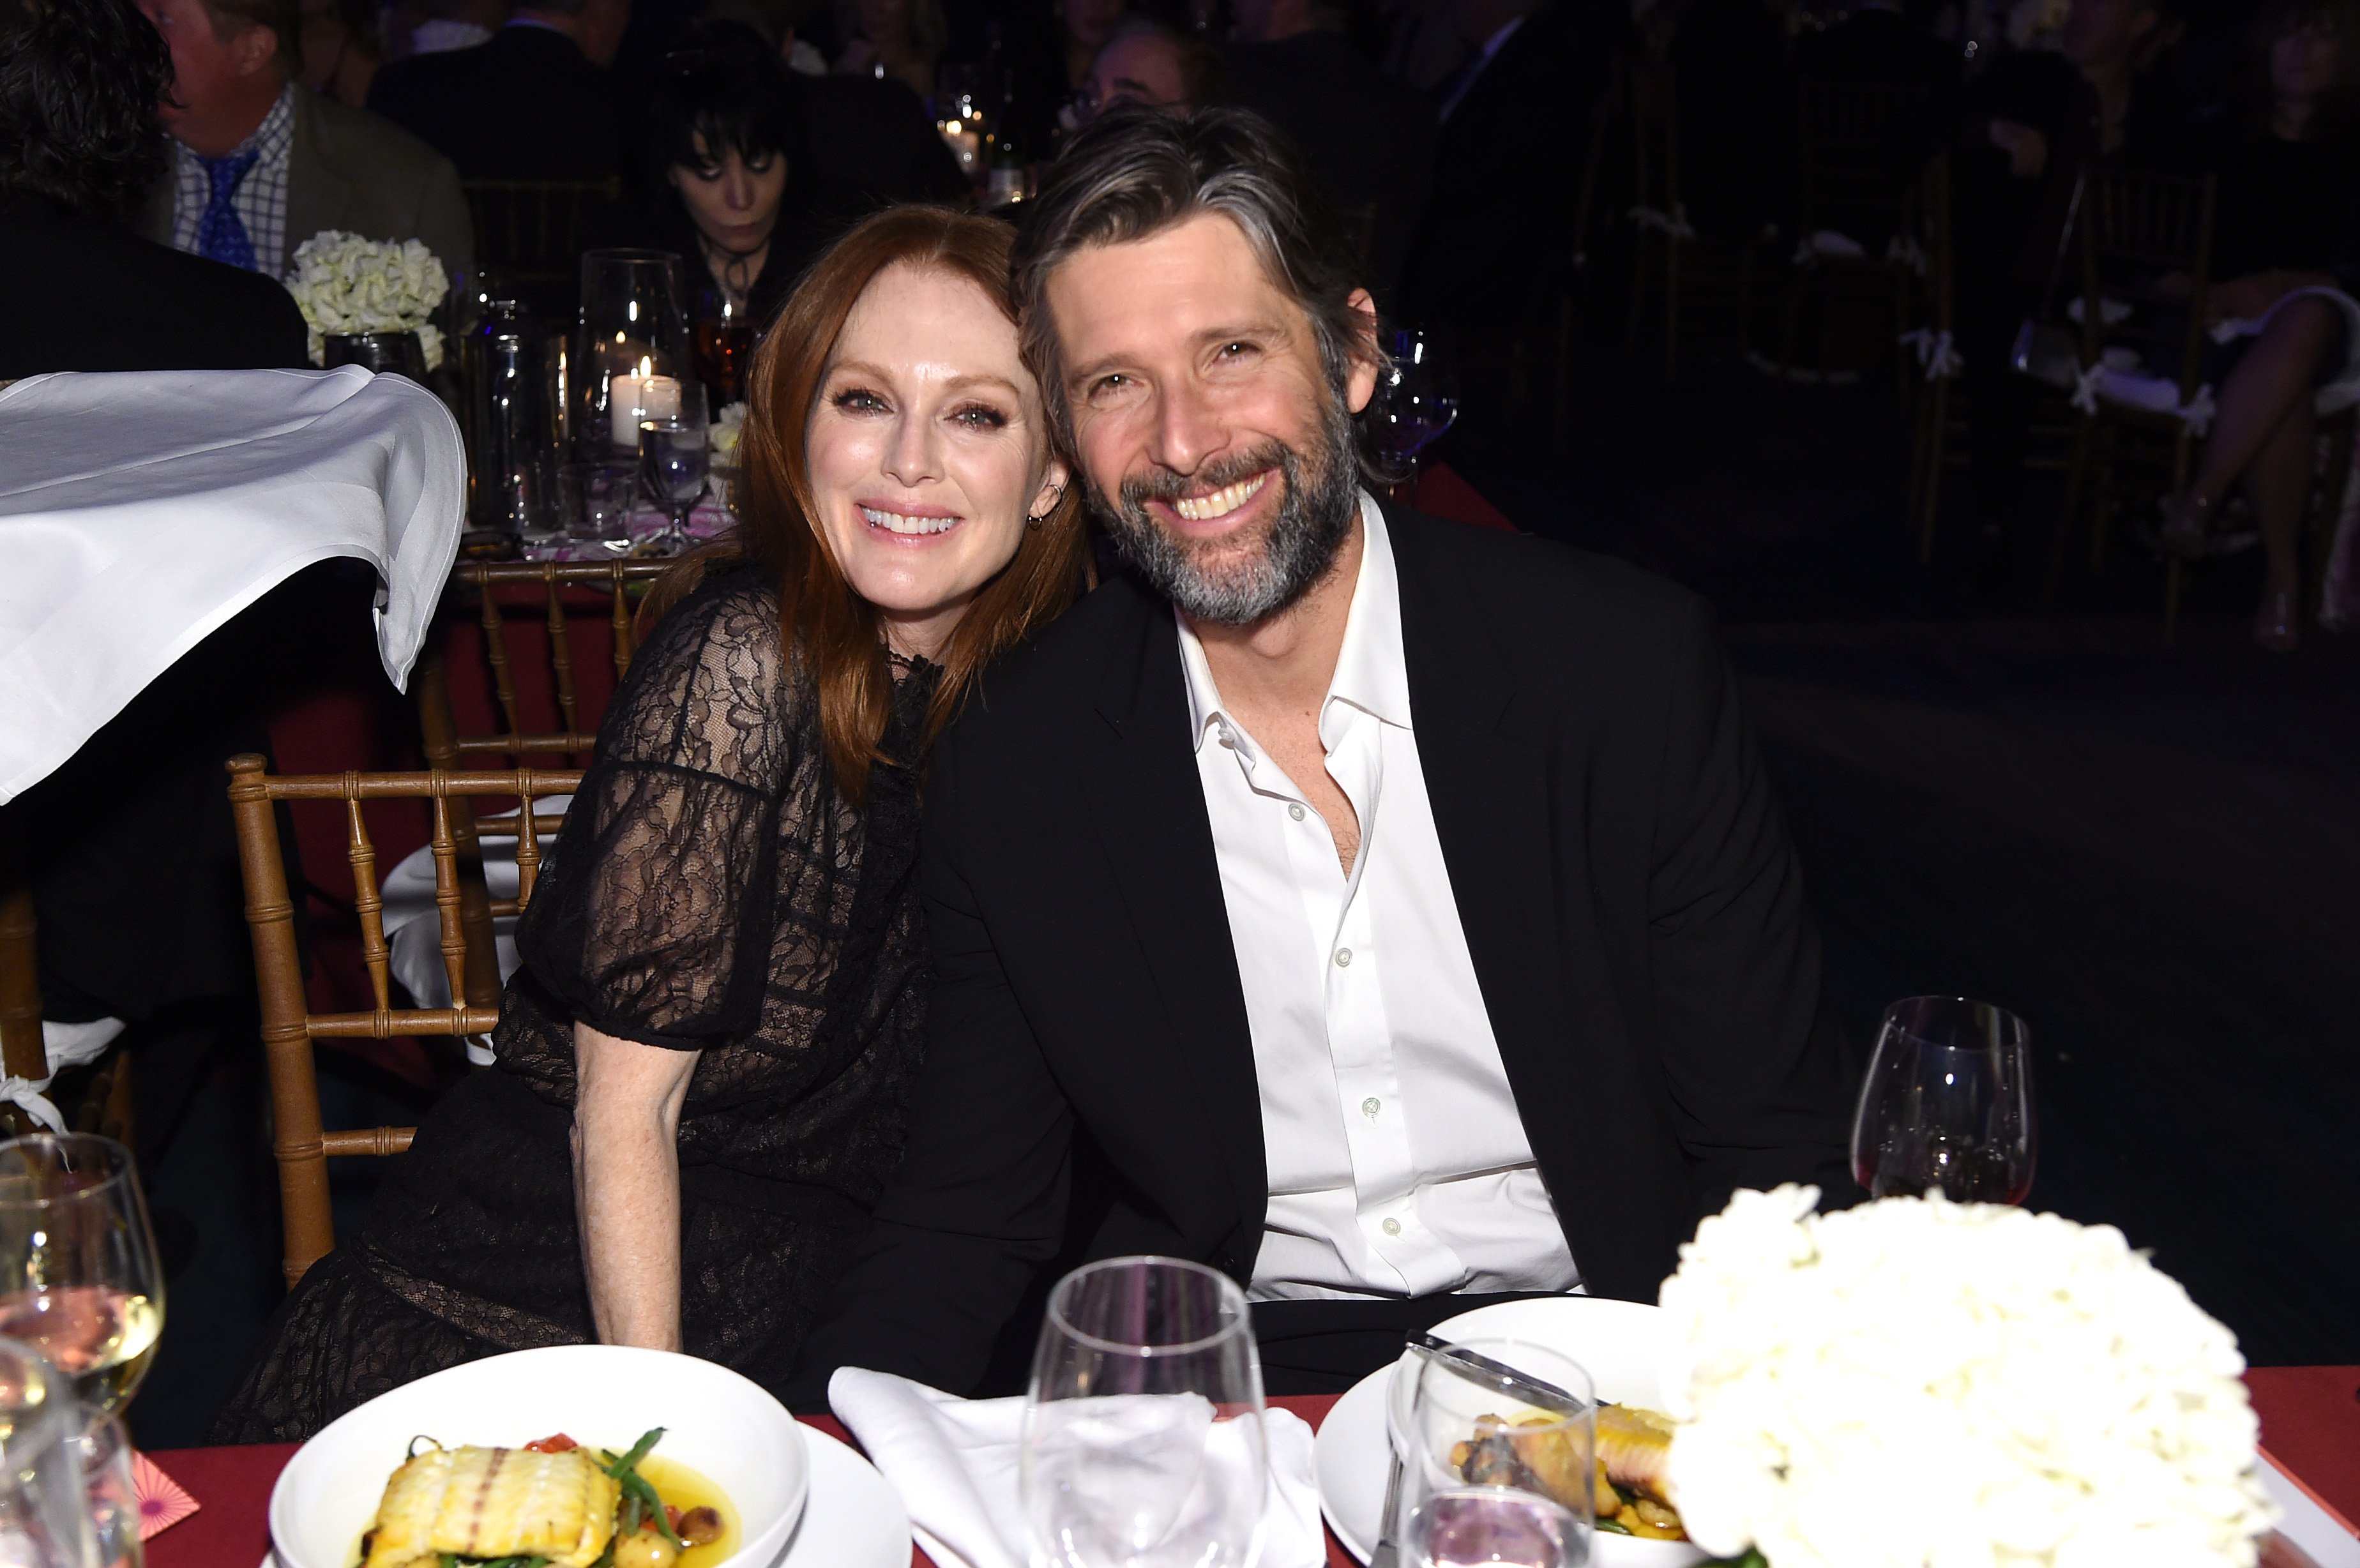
[
  {"x1": 1850, "y1": 995, "x2": 2036, "y2": 1203},
  {"x1": 1022, "y1": 1256, "x2": 1268, "y2": 1568},
  {"x1": 639, "y1": 419, "x2": 711, "y2": 556}
]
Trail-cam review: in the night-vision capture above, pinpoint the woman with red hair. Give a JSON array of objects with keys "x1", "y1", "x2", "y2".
[{"x1": 216, "y1": 204, "x2": 1083, "y2": 1438}]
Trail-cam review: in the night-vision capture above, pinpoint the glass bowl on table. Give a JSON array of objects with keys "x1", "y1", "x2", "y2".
[{"x1": 577, "y1": 250, "x2": 693, "y2": 464}]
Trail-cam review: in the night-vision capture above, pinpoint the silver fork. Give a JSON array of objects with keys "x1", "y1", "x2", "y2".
[{"x1": 1368, "y1": 1448, "x2": 1407, "y2": 1568}]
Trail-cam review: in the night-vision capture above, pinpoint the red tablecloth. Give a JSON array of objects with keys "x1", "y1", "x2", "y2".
[{"x1": 143, "y1": 1372, "x2": 2360, "y2": 1568}]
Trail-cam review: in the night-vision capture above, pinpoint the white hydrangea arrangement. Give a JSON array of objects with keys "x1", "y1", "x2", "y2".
[
  {"x1": 1660, "y1": 1186, "x2": 2278, "y2": 1568},
  {"x1": 285, "y1": 230, "x2": 450, "y2": 370}
]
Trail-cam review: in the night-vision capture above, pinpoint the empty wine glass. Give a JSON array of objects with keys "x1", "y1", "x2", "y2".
[
  {"x1": 1851, "y1": 996, "x2": 2036, "y2": 1203},
  {"x1": 1022, "y1": 1256, "x2": 1268, "y2": 1568},
  {"x1": 1401, "y1": 1338, "x2": 1594, "y2": 1568},
  {"x1": 639, "y1": 416, "x2": 710, "y2": 556},
  {"x1": 1366, "y1": 328, "x2": 1461, "y2": 493},
  {"x1": 0, "y1": 1135, "x2": 164, "y2": 1415}
]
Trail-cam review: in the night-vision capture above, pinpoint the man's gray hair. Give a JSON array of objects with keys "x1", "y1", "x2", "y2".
[{"x1": 1009, "y1": 105, "x2": 1386, "y2": 475}]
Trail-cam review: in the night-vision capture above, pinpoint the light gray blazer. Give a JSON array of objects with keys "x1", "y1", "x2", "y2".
[{"x1": 139, "y1": 85, "x2": 475, "y2": 282}]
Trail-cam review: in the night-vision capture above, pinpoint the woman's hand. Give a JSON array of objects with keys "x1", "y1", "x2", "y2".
[{"x1": 571, "y1": 1023, "x2": 699, "y2": 1353}]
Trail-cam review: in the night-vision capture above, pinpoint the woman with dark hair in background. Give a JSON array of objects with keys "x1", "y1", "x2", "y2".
[
  {"x1": 213, "y1": 203, "x2": 1085, "y2": 1440},
  {"x1": 644, "y1": 27, "x2": 811, "y2": 350},
  {"x1": 2159, "y1": 0, "x2": 2360, "y2": 648}
]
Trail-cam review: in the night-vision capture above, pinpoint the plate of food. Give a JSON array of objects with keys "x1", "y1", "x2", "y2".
[
  {"x1": 267, "y1": 1343, "x2": 889, "y2": 1568},
  {"x1": 1313, "y1": 1297, "x2": 1709, "y2": 1567}
]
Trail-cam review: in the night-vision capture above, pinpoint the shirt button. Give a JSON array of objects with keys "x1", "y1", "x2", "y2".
[
  {"x1": 1361, "y1": 1096, "x2": 1381, "y2": 1118},
  {"x1": 1381, "y1": 1217, "x2": 1403, "y2": 1237},
  {"x1": 1334, "y1": 948, "x2": 1352, "y2": 967},
  {"x1": 1289, "y1": 803, "x2": 1305, "y2": 821}
]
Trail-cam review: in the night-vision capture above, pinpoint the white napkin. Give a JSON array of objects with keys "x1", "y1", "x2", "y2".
[{"x1": 829, "y1": 1366, "x2": 1326, "y2": 1568}]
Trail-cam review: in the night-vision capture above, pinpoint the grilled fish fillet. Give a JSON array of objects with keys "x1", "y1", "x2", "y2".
[
  {"x1": 1597, "y1": 1404, "x2": 1675, "y2": 1500},
  {"x1": 363, "y1": 1445, "x2": 617, "y2": 1568}
]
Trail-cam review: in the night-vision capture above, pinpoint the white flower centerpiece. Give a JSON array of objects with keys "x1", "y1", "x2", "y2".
[
  {"x1": 1661, "y1": 1186, "x2": 2278, "y2": 1568},
  {"x1": 285, "y1": 230, "x2": 450, "y2": 370}
]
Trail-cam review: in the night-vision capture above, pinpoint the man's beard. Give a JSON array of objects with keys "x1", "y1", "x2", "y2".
[{"x1": 1091, "y1": 398, "x2": 1361, "y2": 627}]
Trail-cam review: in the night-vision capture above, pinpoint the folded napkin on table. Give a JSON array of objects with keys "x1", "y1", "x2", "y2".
[{"x1": 829, "y1": 1366, "x2": 1326, "y2": 1568}]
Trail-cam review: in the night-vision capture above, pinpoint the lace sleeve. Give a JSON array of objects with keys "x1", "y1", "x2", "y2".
[{"x1": 513, "y1": 571, "x2": 794, "y2": 1046}]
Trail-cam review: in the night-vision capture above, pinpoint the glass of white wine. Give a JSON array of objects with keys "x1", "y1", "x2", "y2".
[{"x1": 0, "y1": 1136, "x2": 165, "y2": 1415}]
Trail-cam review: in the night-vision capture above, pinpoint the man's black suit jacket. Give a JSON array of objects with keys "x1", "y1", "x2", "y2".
[
  {"x1": 788, "y1": 506, "x2": 1854, "y2": 1403},
  {"x1": 367, "y1": 25, "x2": 623, "y2": 181}
]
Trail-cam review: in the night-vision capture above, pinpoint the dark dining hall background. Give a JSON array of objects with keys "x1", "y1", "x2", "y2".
[{"x1": 3, "y1": 0, "x2": 2356, "y2": 1452}]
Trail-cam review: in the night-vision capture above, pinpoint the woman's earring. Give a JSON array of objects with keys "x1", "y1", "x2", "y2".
[{"x1": 1025, "y1": 487, "x2": 1064, "y2": 528}]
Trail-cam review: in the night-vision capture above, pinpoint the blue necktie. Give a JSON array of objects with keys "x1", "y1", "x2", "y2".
[{"x1": 197, "y1": 149, "x2": 262, "y2": 271}]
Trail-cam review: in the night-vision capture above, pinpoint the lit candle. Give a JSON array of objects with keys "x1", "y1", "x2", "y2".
[{"x1": 609, "y1": 356, "x2": 683, "y2": 449}]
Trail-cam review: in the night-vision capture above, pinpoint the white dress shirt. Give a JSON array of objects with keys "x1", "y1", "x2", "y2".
[
  {"x1": 1177, "y1": 494, "x2": 1582, "y2": 1302},
  {"x1": 170, "y1": 83, "x2": 296, "y2": 279}
]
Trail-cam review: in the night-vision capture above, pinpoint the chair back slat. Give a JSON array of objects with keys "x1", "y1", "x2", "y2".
[
  {"x1": 1792, "y1": 79, "x2": 1928, "y2": 245},
  {"x1": 0, "y1": 881, "x2": 45, "y2": 1086},
  {"x1": 610, "y1": 567, "x2": 637, "y2": 681},
  {"x1": 542, "y1": 568, "x2": 582, "y2": 737},
  {"x1": 345, "y1": 793, "x2": 393, "y2": 1012},
  {"x1": 476, "y1": 587, "x2": 524, "y2": 742},
  {"x1": 2076, "y1": 168, "x2": 2217, "y2": 398},
  {"x1": 226, "y1": 755, "x2": 584, "y2": 1286}
]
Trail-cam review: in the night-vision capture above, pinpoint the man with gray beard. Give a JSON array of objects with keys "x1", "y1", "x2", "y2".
[{"x1": 789, "y1": 106, "x2": 1857, "y2": 1405}]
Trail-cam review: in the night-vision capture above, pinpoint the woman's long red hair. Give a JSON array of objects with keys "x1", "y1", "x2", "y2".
[{"x1": 651, "y1": 206, "x2": 1085, "y2": 807}]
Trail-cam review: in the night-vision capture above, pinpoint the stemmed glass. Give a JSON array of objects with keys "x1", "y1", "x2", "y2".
[
  {"x1": 1850, "y1": 996, "x2": 2036, "y2": 1203},
  {"x1": 1366, "y1": 328, "x2": 1461, "y2": 495},
  {"x1": 639, "y1": 409, "x2": 711, "y2": 557},
  {"x1": 0, "y1": 1135, "x2": 165, "y2": 1416},
  {"x1": 1400, "y1": 1339, "x2": 1594, "y2": 1568},
  {"x1": 1021, "y1": 1256, "x2": 1269, "y2": 1568},
  {"x1": 0, "y1": 1338, "x2": 103, "y2": 1568}
]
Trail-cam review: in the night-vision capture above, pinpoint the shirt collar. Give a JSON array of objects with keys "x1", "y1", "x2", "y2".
[{"x1": 1176, "y1": 489, "x2": 1409, "y2": 754}]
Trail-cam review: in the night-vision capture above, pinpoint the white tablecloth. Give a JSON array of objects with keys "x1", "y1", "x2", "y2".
[{"x1": 0, "y1": 365, "x2": 464, "y2": 801}]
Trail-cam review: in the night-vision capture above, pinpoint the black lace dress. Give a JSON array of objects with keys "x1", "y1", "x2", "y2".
[{"x1": 215, "y1": 567, "x2": 939, "y2": 1440}]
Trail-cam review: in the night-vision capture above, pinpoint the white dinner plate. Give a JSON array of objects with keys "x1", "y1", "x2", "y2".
[
  {"x1": 270, "y1": 1343, "x2": 813, "y2": 1568},
  {"x1": 1312, "y1": 1297, "x2": 1708, "y2": 1568}
]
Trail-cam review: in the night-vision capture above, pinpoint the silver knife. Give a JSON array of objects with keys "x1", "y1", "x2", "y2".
[{"x1": 1407, "y1": 1332, "x2": 1586, "y2": 1414}]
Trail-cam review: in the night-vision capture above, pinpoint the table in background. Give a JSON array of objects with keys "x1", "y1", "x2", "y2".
[{"x1": 142, "y1": 1370, "x2": 2360, "y2": 1568}]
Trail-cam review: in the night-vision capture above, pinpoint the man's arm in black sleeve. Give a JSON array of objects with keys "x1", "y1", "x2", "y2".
[
  {"x1": 782, "y1": 725, "x2": 1077, "y2": 1408},
  {"x1": 1644, "y1": 596, "x2": 1861, "y2": 1217}
]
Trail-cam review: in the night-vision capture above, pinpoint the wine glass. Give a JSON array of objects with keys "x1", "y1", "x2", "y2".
[
  {"x1": 1400, "y1": 1338, "x2": 1594, "y2": 1568},
  {"x1": 0, "y1": 1339, "x2": 102, "y2": 1568},
  {"x1": 1021, "y1": 1256, "x2": 1268, "y2": 1568},
  {"x1": 1366, "y1": 328, "x2": 1461, "y2": 495},
  {"x1": 0, "y1": 1135, "x2": 163, "y2": 1416},
  {"x1": 73, "y1": 1411, "x2": 140, "y2": 1568},
  {"x1": 1850, "y1": 996, "x2": 2036, "y2": 1203},
  {"x1": 639, "y1": 417, "x2": 710, "y2": 556}
]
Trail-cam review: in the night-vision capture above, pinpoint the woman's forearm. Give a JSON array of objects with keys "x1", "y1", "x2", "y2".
[{"x1": 571, "y1": 1023, "x2": 699, "y2": 1352}]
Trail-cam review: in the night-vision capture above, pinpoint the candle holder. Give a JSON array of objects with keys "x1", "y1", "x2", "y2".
[{"x1": 574, "y1": 250, "x2": 693, "y2": 462}]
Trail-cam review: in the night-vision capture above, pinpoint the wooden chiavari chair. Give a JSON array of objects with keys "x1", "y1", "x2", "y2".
[
  {"x1": 1778, "y1": 79, "x2": 1930, "y2": 386},
  {"x1": 226, "y1": 754, "x2": 580, "y2": 1286},
  {"x1": 1626, "y1": 61, "x2": 1764, "y2": 383},
  {"x1": 0, "y1": 878, "x2": 135, "y2": 1145},
  {"x1": 2055, "y1": 169, "x2": 2218, "y2": 631},
  {"x1": 411, "y1": 561, "x2": 670, "y2": 1026}
]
